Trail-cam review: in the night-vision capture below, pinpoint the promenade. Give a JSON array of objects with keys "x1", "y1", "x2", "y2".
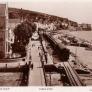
[{"x1": 28, "y1": 41, "x2": 45, "y2": 86}]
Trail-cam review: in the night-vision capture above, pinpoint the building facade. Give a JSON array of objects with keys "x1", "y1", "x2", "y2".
[
  {"x1": 0, "y1": 4, "x2": 8, "y2": 58},
  {"x1": 0, "y1": 3, "x2": 14, "y2": 58}
]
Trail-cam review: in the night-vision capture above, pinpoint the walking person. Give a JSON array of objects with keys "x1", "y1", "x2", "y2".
[{"x1": 30, "y1": 62, "x2": 33, "y2": 70}]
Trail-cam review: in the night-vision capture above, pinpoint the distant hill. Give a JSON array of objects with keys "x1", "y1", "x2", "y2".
[
  {"x1": 8, "y1": 7, "x2": 78, "y2": 28},
  {"x1": 8, "y1": 7, "x2": 49, "y2": 19},
  {"x1": 8, "y1": 7, "x2": 66, "y2": 21},
  {"x1": 8, "y1": 7, "x2": 91, "y2": 31}
]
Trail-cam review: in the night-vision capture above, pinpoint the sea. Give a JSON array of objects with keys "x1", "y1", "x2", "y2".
[
  {"x1": 70, "y1": 31, "x2": 92, "y2": 42},
  {"x1": 68, "y1": 31, "x2": 92, "y2": 69}
]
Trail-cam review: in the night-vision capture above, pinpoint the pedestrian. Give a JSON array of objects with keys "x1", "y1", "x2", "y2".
[
  {"x1": 31, "y1": 62, "x2": 33, "y2": 70},
  {"x1": 32, "y1": 44, "x2": 34, "y2": 47},
  {"x1": 38, "y1": 46, "x2": 39, "y2": 50}
]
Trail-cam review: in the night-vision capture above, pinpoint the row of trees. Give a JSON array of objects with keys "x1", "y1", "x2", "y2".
[{"x1": 11, "y1": 20, "x2": 36, "y2": 57}]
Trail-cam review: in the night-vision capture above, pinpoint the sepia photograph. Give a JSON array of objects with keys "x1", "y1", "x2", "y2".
[{"x1": 0, "y1": 0, "x2": 92, "y2": 90}]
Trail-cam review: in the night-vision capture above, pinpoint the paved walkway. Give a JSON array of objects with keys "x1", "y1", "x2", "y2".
[{"x1": 28, "y1": 41, "x2": 45, "y2": 86}]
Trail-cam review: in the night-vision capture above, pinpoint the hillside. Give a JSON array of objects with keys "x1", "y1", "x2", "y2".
[{"x1": 8, "y1": 7, "x2": 78, "y2": 29}]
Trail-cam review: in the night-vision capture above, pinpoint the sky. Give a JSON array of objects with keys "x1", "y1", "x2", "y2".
[{"x1": 2, "y1": 0, "x2": 92, "y2": 24}]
